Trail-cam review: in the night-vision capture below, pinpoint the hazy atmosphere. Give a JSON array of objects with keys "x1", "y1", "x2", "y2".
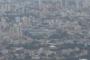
[{"x1": 0, "y1": 0, "x2": 90, "y2": 60}]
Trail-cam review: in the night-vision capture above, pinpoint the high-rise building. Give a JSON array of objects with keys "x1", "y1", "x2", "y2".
[{"x1": 60, "y1": 0, "x2": 87, "y2": 10}]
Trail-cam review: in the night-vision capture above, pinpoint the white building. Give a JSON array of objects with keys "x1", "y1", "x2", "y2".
[{"x1": 79, "y1": 59, "x2": 88, "y2": 60}]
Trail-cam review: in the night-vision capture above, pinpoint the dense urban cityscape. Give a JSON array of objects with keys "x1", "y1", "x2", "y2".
[{"x1": 0, "y1": 0, "x2": 90, "y2": 60}]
